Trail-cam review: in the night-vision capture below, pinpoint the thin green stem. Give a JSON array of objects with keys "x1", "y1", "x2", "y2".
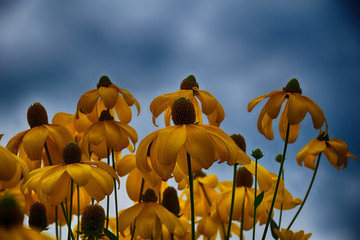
[
  {"x1": 68, "y1": 179, "x2": 74, "y2": 240},
  {"x1": 226, "y1": 163, "x2": 238, "y2": 240},
  {"x1": 106, "y1": 148, "x2": 110, "y2": 230},
  {"x1": 111, "y1": 150, "x2": 119, "y2": 240},
  {"x1": 55, "y1": 206, "x2": 59, "y2": 240},
  {"x1": 61, "y1": 202, "x2": 75, "y2": 240},
  {"x1": 131, "y1": 178, "x2": 145, "y2": 240},
  {"x1": 186, "y1": 152, "x2": 195, "y2": 240},
  {"x1": 261, "y1": 123, "x2": 290, "y2": 240},
  {"x1": 240, "y1": 188, "x2": 246, "y2": 240},
  {"x1": 278, "y1": 170, "x2": 284, "y2": 228},
  {"x1": 252, "y1": 158, "x2": 258, "y2": 240},
  {"x1": 287, "y1": 153, "x2": 322, "y2": 230},
  {"x1": 44, "y1": 142, "x2": 53, "y2": 166},
  {"x1": 77, "y1": 185, "x2": 80, "y2": 240}
]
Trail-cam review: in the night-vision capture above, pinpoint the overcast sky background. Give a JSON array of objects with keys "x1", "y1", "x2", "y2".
[{"x1": 1, "y1": 1, "x2": 359, "y2": 239}]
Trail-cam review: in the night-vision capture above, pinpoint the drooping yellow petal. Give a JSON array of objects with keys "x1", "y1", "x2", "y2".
[
  {"x1": 302, "y1": 95, "x2": 325, "y2": 129},
  {"x1": 279, "y1": 103, "x2": 300, "y2": 143},
  {"x1": 118, "y1": 203, "x2": 144, "y2": 235},
  {"x1": 45, "y1": 124, "x2": 73, "y2": 152},
  {"x1": 287, "y1": 93, "x2": 308, "y2": 125},
  {"x1": 156, "y1": 125, "x2": 186, "y2": 166},
  {"x1": 153, "y1": 203, "x2": 185, "y2": 236},
  {"x1": 40, "y1": 166, "x2": 67, "y2": 195},
  {"x1": 98, "y1": 86, "x2": 119, "y2": 109},
  {"x1": 115, "y1": 154, "x2": 136, "y2": 177},
  {"x1": 116, "y1": 87, "x2": 140, "y2": 115},
  {"x1": 150, "y1": 139, "x2": 176, "y2": 180},
  {"x1": 243, "y1": 161, "x2": 272, "y2": 192},
  {"x1": 164, "y1": 107, "x2": 172, "y2": 126},
  {"x1": 137, "y1": 203, "x2": 156, "y2": 239},
  {"x1": 327, "y1": 138, "x2": 349, "y2": 158},
  {"x1": 207, "y1": 102, "x2": 225, "y2": 127},
  {"x1": 114, "y1": 96, "x2": 132, "y2": 123},
  {"x1": 117, "y1": 122, "x2": 138, "y2": 149},
  {"x1": 66, "y1": 164, "x2": 92, "y2": 186},
  {"x1": 23, "y1": 126, "x2": 48, "y2": 160},
  {"x1": 0, "y1": 146, "x2": 18, "y2": 181},
  {"x1": 104, "y1": 122, "x2": 129, "y2": 151},
  {"x1": 86, "y1": 122, "x2": 106, "y2": 145},
  {"x1": 264, "y1": 92, "x2": 286, "y2": 119},
  {"x1": 126, "y1": 169, "x2": 144, "y2": 202},
  {"x1": 83, "y1": 175, "x2": 106, "y2": 201},
  {"x1": 150, "y1": 93, "x2": 177, "y2": 125},
  {"x1": 247, "y1": 90, "x2": 282, "y2": 112},
  {"x1": 257, "y1": 106, "x2": 274, "y2": 140},
  {"x1": 6, "y1": 130, "x2": 28, "y2": 154},
  {"x1": 46, "y1": 172, "x2": 71, "y2": 206},
  {"x1": 306, "y1": 139, "x2": 326, "y2": 155},
  {"x1": 77, "y1": 89, "x2": 99, "y2": 115},
  {"x1": 184, "y1": 125, "x2": 215, "y2": 169},
  {"x1": 86, "y1": 160, "x2": 120, "y2": 186},
  {"x1": 136, "y1": 130, "x2": 160, "y2": 172},
  {"x1": 197, "y1": 90, "x2": 218, "y2": 115}
]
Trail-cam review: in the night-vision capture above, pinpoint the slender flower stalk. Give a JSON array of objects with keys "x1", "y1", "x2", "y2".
[
  {"x1": 77, "y1": 185, "x2": 80, "y2": 240},
  {"x1": 226, "y1": 163, "x2": 238, "y2": 240},
  {"x1": 287, "y1": 153, "x2": 322, "y2": 230},
  {"x1": 252, "y1": 158, "x2": 258, "y2": 240},
  {"x1": 278, "y1": 170, "x2": 284, "y2": 228},
  {"x1": 262, "y1": 123, "x2": 290, "y2": 240},
  {"x1": 106, "y1": 148, "x2": 111, "y2": 230},
  {"x1": 187, "y1": 152, "x2": 195, "y2": 240},
  {"x1": 68, "y1": 179, "x2": 74, "y2": 240},
  {"x1": 111, "y1": 149, "x2": 119, "y2": 240},
  {"x1": 240, "y1": 189, "x2": 246, "y2": 240}
]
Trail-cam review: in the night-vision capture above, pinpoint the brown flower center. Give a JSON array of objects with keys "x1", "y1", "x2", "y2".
[
  {"x1": 27, "y1": 102, "x2": 49, "y2": 128},
  {"x1": 193, "y1": 171, "x2": 207, "y2": 179},
  {"x1": 283, "y1": 78, "x2": 302, "y2": 94},
  {"x1": 97, "y1": 75, "x2": 112, "y2": 89},
  {"x1": 171, "y1": 98, "x2": 196, "y2": 125},
  {"x1": 236, "y1": 167, "x2": 253, "y2": 188},
  {"x1": 180, "y1": 75, "x2": 199, "y2": 91},
  {"x1": 29, "y1": 202, "x2": 48, "y2": 232},
  {"x1": 142, "y1": 189, "x2": 158, "y2": 202},
  {"x1": 98, "y1": 110, "x2": 114, "y2": 121},
  {"x1": 317, "y1": 131, "x2": 329, "y2": 141},
  {"x1": 162, "y1": 187, "x2": 180, "y2": 216},
  {"x1": 231, "y1": 134, "x2": 246, "y2": 152},
  {"x1": 81, "y1": 204, "x2": 105, "y2": 239},
  {"x1": 63, "y1": 142, "x2": 82, "y2": 164}
]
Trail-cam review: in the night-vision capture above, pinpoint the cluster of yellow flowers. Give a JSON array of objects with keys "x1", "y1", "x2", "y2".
[{"x1": 0, "y1": 75, "x2": 357, "y2": 240}]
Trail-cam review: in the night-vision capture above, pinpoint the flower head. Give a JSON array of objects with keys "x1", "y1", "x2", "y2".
[
  {"x1": 274, "y1": 228, "x2": 312, "y2": 240},
  {"x1": 248, "y1": 78, "x2": 327, "y2": 143},
  {"x1": 297, "y1": 131, "x2": 358, "y2": 170}
]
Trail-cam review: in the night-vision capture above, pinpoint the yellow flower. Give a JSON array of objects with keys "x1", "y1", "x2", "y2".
[
  {"x1": 22, "y1": 143, "x2": 119, "y2": 206},
  {"x1": 0, "y1": 146, "x2": 29, "y2": 189},
  {"x1": 297, "y1": 131, "x2": 358, "y2": 170},
  {"x1": 150, "y1": 74, "x2": 225, "y2": 127},
  {"x1": 118, "y1": 189, "x2": 185, "y2": 239},
  {"x1": 80, "y1": 110, "x2": 138, "y2": 159},
  {"x1": 248, "y1": 78, "x2": 326, "y2": 143},
  {"x1": 52, "y1": 112, "x2": 93, "y2": 141},
  {"x1": 196, "y1": 216, "x2": 240, "y2": 240},
  {"x1": 7, "y1": 102, "x2": 73, "y2": 165},
  {"x1": 274, "y1": 228, "x2": 312, "y2": 240},
  {"x1": 76, "y1": 75, "x2": 140, "y2": 124},
  {"x1": 137, "y1": 98, "x2": 250, "y2": 180}
]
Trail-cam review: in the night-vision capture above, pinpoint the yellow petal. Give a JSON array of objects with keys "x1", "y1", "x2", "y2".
[
  {"x1": 98, "y1": 85, "x2": 119, "y2": 109},
  {"x1": 23, "y1": 126, "x2": 48, "y2": 160},
  {"x1": 86, "y1": 160, "x2": 120, "y2": 186},
  {"x1": 104, "y1": 122, "x2": 129, "y2": 151},
  {"x1": 40, "y1": 166, "x2": 66, "y2": 195},
  {"x1": 118, "y1": 203, "x2": 144, "y2": 234},
  {"x1": 247, "y1": 90, "x2": 281, "y2": 112},
  {"x1": 46, "y1": 172, "x2": 71, "y2": 206},
  {"x1": 327, "y1": 138, "x2": 349, "y2": 158},
  {"x1": 287, "y1": 93, "x2": 308, "y2": 125},
  {"x1": 197, "y1": 90, "x2": 218, "y2": 115},
  {"x1": 115, "y1": 154, "x2": 136, "y2": 177},
  {"x1": 264, "y1": 92, "x2": 286, "y2": 119},
  {"x1": 184, "y1": 125, "x2": 215, "y2": 169},
  {"x1": 45, "y1": 124, "x2": 73, "y2": 152},
  {"x1": 116, "y1": 87, "x2": 141, "y2": 115},
  {"x1": 77, "y1": 89, "x2": 99, "y2": 114},
  {"x1": 302, "y1": 95, "x2": 325, "y2": 129},
  {"x1": 86, "y1": 122, "x2": 105, "y2": 145},
  {"x1": 66, "y1": 164, "x2": 92, "y2": 186},
  {"x1": 6, "y1": 130, "x2": 28, "y2": 154},
  {"x1": 323, "y1": 148, "x2": 340, "y2": 170},
  {"x1": 306, "y1": 139, "x2": 326, "y2": 155},
  {"x1": 207, "y1": 102, "x2": 225, "y2": 127},
  {"x1": 136, "y1": 130, "x2": 160, "y2": 172},
  {"x1": 126, "y1": 169, "x2": 143, "y2": 201},
  {"x1": 279, "y1": 102, "x2": 299, "y2": 143},
  {"x1": 257, "y1": 107, "x2": 274, "y2": 140},
  {"x1": 0, "y1": 146, "x2": 18, "y2": 181},
  {"x1": 117, "y1": 122, "x2": 138, "y2": 149},
  {"x1": 114, "y1": 96, "x2": 132, "y2": 123},
  {"x1": 243, "y1": 161, "x2": 272, "y2": 192},
  {"x1": 164, "y1": 107, "x2": 172, "y2": 127},
  {"x1": 153, "y1": 203, "x2": 185, "y2": 236},
  {"x1": 137, "y1": 203, "x2": 156, "y2": 239},
  {"x1": 156, "y1": 125, "x2": 186, "y2": 166},
  {"x1": 150, "y1": 93, "x2": 177, "y2": 124}
]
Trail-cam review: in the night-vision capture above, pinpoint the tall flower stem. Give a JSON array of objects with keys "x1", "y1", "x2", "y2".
[
  {"x1": 77, "y1": 185, "x2": 80, "y2": 240},
  {"x1": 131, "y1": 178, "x2": 145, "y2": 240},
  {"x1": 287, "y1": 153, "x2": 322, "y2": 230},
  {"x1": 60, "y1": 202, "x2": 75, "y2": 240},
  {"x1": 186, "y1": 152, "x2": 195, "y2": 240},
  {"x1": 106, "y1": 148, "x2": 110, "y2": 230},
  {"x1": 44, "y1": 142, "x2": 53, "y2": 166},
  {"x1": 68, "y1": 179, "x2": 74, "y2": 240},
  {"x1": 111, "y1": 149, "x2": 119, "y2": 240},
  {"x1": 261, "y1": 123, "x2": 290, "y2": 240},
  {"x1": 278, "y1": 170, "x2": 284, "y2": 228},
  {"x1": 240, "y1": 188, "x2": 246, "y2": 240},
  {"x1": 55, "y1": 206, "x2": 59, "y2": 240},
  {"x1": 252, "y1": 158, "x2": 258, "y2": 240},
  {"x1": 226, "y1": 163, "x2": 238, "y2": 240}
]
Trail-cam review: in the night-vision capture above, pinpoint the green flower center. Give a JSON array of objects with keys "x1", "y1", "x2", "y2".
[
  {"x1": 171, "y1": 98, "x2": 196, "y2": 125},
  {"x1": 96, "y1": 75, "x2": 112, "y2": 89},
  {"x1": 98, "y1": 110, "x2": 114, "y2": 121},
  {"x1": 81, "y1": 204, "x2": 105, "y2": 239},
  {"x1": 251, "y1": 148, "x2": 264, "y2": 160},
  {"x1": 317, "y1": 131, "x2": 329, "y2": 141},
  {"x1": 29, "y1": 202, "x2": 48, "y2": 232},
  {"x1": 231, "y1": 134, "x2": 246, "y2": 152},
  {"x1": 0, "y1": 196, "x2": 24, "y2": 227},
  {"x1": 27, "y1": 102, "x2": 49, "y2": 128},
  {"x1": 275, "y1": 154, "x2": 283, "y2": 163},
  {"x1": 162, "y1": 187, "x2": 180, "y2": 216},
  {"x1": 63, "y1": 142, "x2": 82, "y2": 164},
  {"x1": 142, "y1": 189, "x2": 158, "y2": 202},
  {"x1": 180, "y1": 75, "x2": 199, "y2": 91},
  {"x1": 236, "y1": 167, "x2": 253, "y2": 188},
  {"x1": 283, "y1": 78, "x2": 302, "y2": 94}
]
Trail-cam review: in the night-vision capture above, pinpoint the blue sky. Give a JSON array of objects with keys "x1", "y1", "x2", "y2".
[{"x1": 1, "y1": 1, "x2": 359, "y2": 239}]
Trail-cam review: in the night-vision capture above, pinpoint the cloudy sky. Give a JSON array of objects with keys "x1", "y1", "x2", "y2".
[{"x1": 1, "y1": 1, "x2": 359, "y2": 239}]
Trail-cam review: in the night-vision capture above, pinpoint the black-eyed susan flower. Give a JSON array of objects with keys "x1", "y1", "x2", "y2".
[
  {"x1": 22, "y1": 142, "x2": 119, "y2": 206},
  {"x1": 248, "y1": 78, "x2": 327, "y2": 143},
  {"x1": 0, "y1": 146, "x2": 29, "y2": 189},
  {"x1": 79, "y1": 204, "x2": 107, "y2": 240},
  {"x1": 274, "y1": 228, "x2": 312, "y2": 240},
  {"x1": 76, "y1": 75, "x2": 140, "y2": 123},
  {"x1": 137, "y1": 98, "x2": 250, "y2": 180},
  {"x1": 296, "y1": 131, "x2": 358, "y2": 170},
  {"x1": 196, "y1": 215, "x2": 240, "y2": 240},
  {"x1": 150, "y1": 74, "x2": 225, "y2": 127},
  {"x1": 118, "y1": 189, "x2": 185, "y2": 239},
  {"x1": 80, "y1": 110, "x2": 138, "y2": 159},
  {"x1": 7, "y1": 102, "x2": 73, "y2": 166}
]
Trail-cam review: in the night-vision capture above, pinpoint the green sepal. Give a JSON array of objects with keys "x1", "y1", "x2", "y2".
[{"x1": 270, "y1": 218, "x2": 279, "y2": 240}]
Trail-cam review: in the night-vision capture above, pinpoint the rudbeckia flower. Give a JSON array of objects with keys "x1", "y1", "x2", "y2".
[
  {"x1": 196, "y1": 215, "x2": 240, "y2": 240},
  {"x1": 22, "y1": 143, "x2": 119, "y2": 206},
  {"x1": 7, "y1": 102, "x2": 73, "y2": 166},
  {"x1": 274, "y1": 228, "x2": 312, "y2": 240},
  {"x1": 248, "y1": 78, "x2": 327, "y2": 143},
  {"x1": 0, "y1": 146, "x2": 29, "y2": 189},
  {"x1": 150, "y1": 74, "x2": 225, "y2": 127},
  {"x1": 296, "y1": 131, "x2": 358, "y2": 170},
  {"x1": 80, "y1": 110, "x2": 138, "y2": 159},
  {"x1": 137, "y1": 98, "x2": 250, "y2": 180},
  {"x1": 118, "y1": 189, "x2": 185, "y2": 239},
  {"x1": 76, "y1": 75, "x2": 140, "y2": 124}
]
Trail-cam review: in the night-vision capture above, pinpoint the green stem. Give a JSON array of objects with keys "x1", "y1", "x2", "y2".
[
  {"x1": 261, "y1": 123, "x2": 290, "y2": 240},
  {"x1": 186, "y1": 152, "x2": 195, "y2": 240},
  {"x1": 131, "y1": 178, "x2": 144, "y2": 240},
  {"x1": 111, "y1": 150, "x2": 119, "y2": 240},
  {"x1": 226, "y1": 163, "x2": 238, "y2": 240},
  {"x1": 278, "y1": 170, "x2": 284, "y2": 228},
  {"x1": 240, "y1": 188, "x2": 246, "y2": 240},
  {"x1": 77, "y1": 185, "x2": 80, "y2": 240},
  {"x1": 287, "y1": 153, "x2": 322, "y2": 230},
  {"x1": 252, "y1": 158, "x2": 258, "y2": 240},
  {"x1": 55, "y1": 206, "x2": 59, "y2": 240},
  {"x1": 106, "y1": 148, "x2": 110, "y2": 230},
  {"x1": 44, "y1": 142, "x2": 53, "y2": 166},
  {"x1": 68, "y1": 179, "x2": 74, "y2": 240},
  {"x1": 61, "y1": 202, "x2": 75, "y2": 240}
]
